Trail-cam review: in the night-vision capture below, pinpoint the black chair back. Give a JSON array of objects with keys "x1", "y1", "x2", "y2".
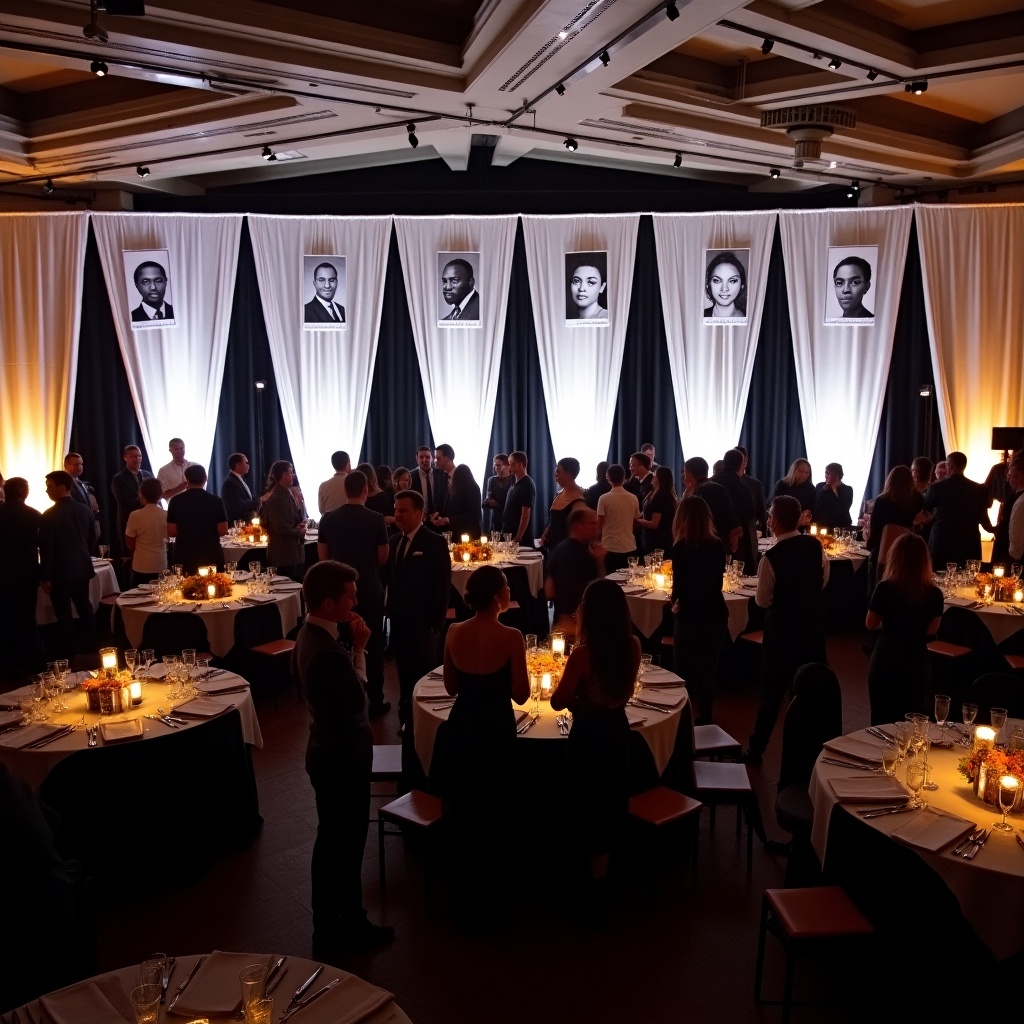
[
  {"x1": 139, "y1": 612, "x2": 210, "y2": 658},
  {"x1": 938, "y1": 607, "x2": 999, "y2": 668},
  {"x1": 971, "y1": 672, "x2": 1024, "y2": 720},
  {"x1": 778, "y1": 663, "x2": 843, "y2": 791}
]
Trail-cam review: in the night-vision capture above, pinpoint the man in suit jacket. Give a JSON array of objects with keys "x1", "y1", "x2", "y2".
[
  {"x1": 712, "y1": 448, "x2": 758, "y2": 572},
  {"x1": 129, "y1": 261, "x2": 174, "y2": 323},
  {"x1": 303, "y1": 262, "x2": 346, "y2": 325},
  {"x1": 63, "y1": 452, "x2": 100, "y2": 550},
  {"x1": 111, "y1": 445, "x2": 154, "y2": 556},
  {"x1": 386, "y1": 489, "x2": 451, "y2": 731},
  {"x1": 40, "y1": 471, "x2": 97, "y2": 658},
  {"x1": 440, "y1": 259, "x2": 480, "y2": 321},
  {"x1": 292, "y1": 560, "x2": 394, "y2": 955},
  {"x1": 924, "y1": 451, "x2": 993, "y2": 567},
  {"x1": 409, "y1": 446, "x2": 447, "y2": 518},
  {"x1": 220, "y1": 452, "x2": 259, "y2": 523},
  {"x1": 736, "y1": 446, "x2": 768, "y2": 537}
]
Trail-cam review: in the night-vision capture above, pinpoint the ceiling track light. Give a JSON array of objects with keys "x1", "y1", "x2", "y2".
[
  {"x1": 136, "y1": 165, "x2": 150, "y2": 177},
  {"x1": 673, "y1": 152, "x2": 682, "y2": 168},
  {"x1": 43, "y1": 179, "x2": 54, "y2": 194},
  {"x1": 261, "y1": 145, "x2": 276, "y2": 161},
  {"x1": 850, "y1": 180, "x2": 860, "y2": 191},
  {"x1": 761, "y1": 37, "x2": 774, "y2": 55},
  {"x1": 555, "y1": 83, "x2": 565, "y2": 96},
  {"x1": 769, "y1": 167, "x2": 781, "y2": 179},
  {"x1": 599, "y1": 50, "x2": 610, "y2": 67},
  {"x1": 828, "y1": 57, "x2": 842, "y2": 70},
  {"x1": 407, "y1": 122, "x2": 418, "y2": 148},
  {"x1": 665, "y1": 1, "x2": 679, "y2": 21},
  {"x1": 866, "y1": 69, "x2": 878, "y2": 81},
  {"x1": 906, "y1": 79, "x2": 927, "y2": 94},
  {"x1": 90, "y1": 59, "x2": 108, "y2": 76},
  {"x1": 564, "y1": 137, "x2": 578, "y2": 152}
]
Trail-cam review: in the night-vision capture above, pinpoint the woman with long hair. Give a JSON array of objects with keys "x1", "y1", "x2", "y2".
[
  {"x1": 638, "y1": 465, "x2": 677, "y2": 555},
  {"x1": 771, "y1": 459, "x2": 816, "y2": 526},
  {"x1": 865, "y1": 533, "x2": 943, "y2": 725},
  {"x1": 865, "y1": 464, "x2": 926, "y2": 593},
  {"x1": 431, "y1": 463, "x2": 482, "y2": 537},
  {"x1": 670, "y1": 496, "x2": 728, "y2": 724},
  {"x1": 540, "y1": 457, "x2": 587, "y2": 552},
  {"x1": 261, "y1": 460, "x2": 308, "y2": 580},
  {"x1": 567, "y1": 255, "x2": 609, "y2": 320},
  {"x1": 551, "y1": 578, "x2": 640, "y2": 901},
  {"x1": 703, "y1": 251, "x2": 747, "y2": 319},
  {"x1": 356, "y1": 462, "x2": 393, "y2": 521}
]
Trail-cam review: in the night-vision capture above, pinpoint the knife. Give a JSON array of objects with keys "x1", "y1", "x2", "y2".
[
  {"x1": 167, "y1": 955, "x2": 205, "y2": 1011},
  {"x1": 963, "y1": 830, "x2": 990, "y2": 859},
  {"x1": 160, "y1": 956, "x2": 176, "y2": 1003},
  {"x1": 857, "y1": 803, "x2": 908, "y2": 816},
  {"x1": 284, "y1": 965, "x2": 323, "y2": 1013},
  {"x1": 516, "y1": 716, "x2": 538, "y2": 735},
  {"x1": 281, "y1": 978, "x2": 340, "y2": 1022},
  {"x1": 821, "y1": 757, "x2": 881, "y2": 772},
  {"x1": 860, "y1": 805, "x2": 914, "y2": 819},
  {"x1": 265, "y1": 957, "x2": 288, "y2": 995},
  {"x1": 1016, "y1": 834, "x2": 1024, "y2": 854},
  {"x1": 629, "y1": 698, "x2": 672, "y2": 714},
  {"x1": 952, "y1": 830, "x2": 984, "y2": 856},
  {"x1": 24, "y1": 725, "x2": 74, "y2": 749}
]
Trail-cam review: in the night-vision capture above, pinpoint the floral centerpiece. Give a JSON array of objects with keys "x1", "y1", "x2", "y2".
[
  {"x1": 180, "y1": 572, "x2": 235, "y2": 600},
  {"x1": 82, "y1": 670, "x2": 133, "y2": 714},
  {"x1": 238, "y1": 523, "x2": 264, "y2": 543},
  {"x1": 810, "y1": 525, "x2": 837, "y2": 552},
  {"x1": 451, "y1": 539, "x2": 492, "y2": 564},
  {"x1": 958, "y1": 746, "x2": 1024, "y2": 810},
  {"x1": 526, "y1": 646, "x2": 566, "y2": 698}
]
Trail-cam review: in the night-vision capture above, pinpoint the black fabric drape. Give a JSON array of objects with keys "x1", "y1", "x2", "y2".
[
  {"x1": 210, "y1": 220, "x2": 292, "y2": 499},
  {"x1": 68, "y1": 224, "x2": 151, "y2": 555},
  {"x1": 609, "y1": 215, "x2": 684, "y2": 479},
  {"x1": 739, "y1": 221, "x2": 807, "y2": 492},
  {"x1": 864, "y1": 219, "x2": 943, "y2": 501}
]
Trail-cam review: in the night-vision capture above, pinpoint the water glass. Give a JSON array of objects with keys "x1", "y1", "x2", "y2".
[
  {"x1": 140, "y1": 649, "x2": 155, "y2": 681},
  {"x1": 139, "y1": 954, "x2": 167, "y2": 987},
  {"x1": 266, "y1": 566, "x2": 277, "y2": 580},
  {"x1": 524, "y1": 634, "x2": 538, "y2": 651},
  {"x1": 961, "y1": 702, "x2": 978, "y2": 745},
  {"x1": 246, "y1": 997, "x2": 273, "y2": 1024},
  {"x1": 639, "y1": 653, "x2": 653, "y2": 678},
  {"x1": 239, "y1": 964, "x2": 268, "y2": 1015},
  {"x1": 98, "y1": 544, "x2": 110, "y2": 559},
  {"x1": 881, "y1": 742, "x2": 899, "y2": 776},
  {"x1": 225, "y1": 561, "x2": 237, "y2": 574},
  {"x1": 249, "y1": 561, "x2": 261, "y2": 577},
  {"x1": 125, "y1": 649, "x2": 138, "y2": 679},
  {"x1": 130, "y1": 984, "x2": 161, "y2": 1024},
  {"x1": 990, "y1": 707, "x2": 1008, "y2": 746}
]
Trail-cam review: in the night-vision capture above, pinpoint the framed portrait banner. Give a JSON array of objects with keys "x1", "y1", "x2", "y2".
[
  {"x1": 564, "y1": 251, "x2": 609, "y2": 326},
  {"x1": 824, "y1": 245, "x2": 877, "y2": 325},
  {"x1": 436, "y1": 251, "x2": 481, "y2": 327},
  {"x1": 123, "y1": 248, "x2": 176, "y2": 329},
  {"x1": 302, "y1": 254, "x2": 347, "y2": 329},
  {"x1": 702, "y1": 248, "x2": 750, "y2": 326}
]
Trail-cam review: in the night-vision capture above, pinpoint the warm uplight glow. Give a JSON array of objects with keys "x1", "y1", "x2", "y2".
[{"x1": 207, "y1": 584, "x2": 216, "y2": 597}]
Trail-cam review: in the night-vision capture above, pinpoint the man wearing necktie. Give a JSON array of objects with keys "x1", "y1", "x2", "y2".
[
  {"x1": 111, "y1": 445, "x2": 154, "y2": 558},
  {"x1": 220, "y1": 452, "x2": 259, "y2": 523},
  {"x1": 440, "y1": 258, "x2": 480, "y2": 322},
  {"x1": 303, "y1": 261, "x2": 347, "y2": 326},
  {"x1": 64, "y1": 452, "x2": 101, "y2": 551},
  {"x1": 129, "y1": 261, "x2": 175, "y2": 323}
]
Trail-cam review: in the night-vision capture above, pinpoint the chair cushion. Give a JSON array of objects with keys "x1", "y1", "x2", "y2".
[
  {"x1": 628, "y1": 786, "x2": 701, "y2": 826},
  {"x1": 694, "y1": 723, "x2": 742, "y2": 759},
  {"x1": 379, "y1": 790, "x2": 444, "y2": 829},
  {"x1": 775, "y1": 784, "x2": 814, "y2": 835},
  {"x1": 371, "y1": 744, "x2": 403, "y2": 781},
  {"x1": 251, "y1": 639, "x2": 296, "y2": 657},
  {"x1": 1005, "y1": 654, "x2": 1024, "y2": 671},
  {"x1": 927, "y1": 640, "x2": 971, "y2": 658},
  {"x1": 765, "y1": 886, "x2": 873, "y2": 940},
  {"x1": 740, "y1": 630, "x2": 764, "y2": 645},
  {"x1": 694, "y1": 760, "x2": 752, "y2": 795}
]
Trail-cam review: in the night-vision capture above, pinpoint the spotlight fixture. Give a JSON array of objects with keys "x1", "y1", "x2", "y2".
[
  {"x1": 555, "y1": 83, "x2": 565, "y2": 96},
  {"x1": 564, "y1": 137, "x2": 578, "y2": 152},
  {"x1": 673, "y1": 152, "x2": 682, "y2": 168},
  {"x1": 812, "y1": 52, "x2": 822, "y2": 60},
  {"x1": 761, "y1": 38, "x2": 774, "y2": 55},
  {"x1": 828, "y1": 57, "x2": 842, "y2": 70},
  {"x1": 43, "y1": 179, "x2": 54, "y2": 194},
  {"x1": 665, "y1": 1, "x2": 679, "y2": 21},
  {"x1": 866, "y1": 69, "x2": 878, "y2": 81},
  {"x1": 136, "y1": 165, "x2": 150, "y2": 178},
  {"x1": 90, "y1": 59, "x2": 108, "y2": 76},
  {"x1": 599, "y1": 50, "x2": 610, "y2": 67},
  {"x1": 846, "y1": 185, "x2": 856, "y2": 199},
  {"x1": 261, "y1": 145, "x2": 276, "y2": 161},
  {"x1": 407, "y1": 122, "x2": 418, "y2": 148},
  {"x1": 769, "y1": 167, "x2": 781, "y2": 179},
  {"x1": 906, "y1": 79, "x2": 927, "y2": 94},
  {"x1": 850, "y1": 180, "x2": 860, "y2": 191},
  {"x1": 558, "y1": 30, "x2": 568, "y2": 39},
  {"x1": 254, "y1": 380, "x2": 266, "y2": 391}
]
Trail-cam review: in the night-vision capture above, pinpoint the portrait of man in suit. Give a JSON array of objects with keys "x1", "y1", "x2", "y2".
[
  {"x1": 303, "y1": 255, "x2": 347, "y2": 329},
  {"x1": 437, "y1": 252, "x2": 481, "y2": 326},
  {"x1": 824, "y1": 245, "x2": 877, "y2": 325},
  {"x1": 124, "y1": 249, "x2": 176, "y2": 329}
]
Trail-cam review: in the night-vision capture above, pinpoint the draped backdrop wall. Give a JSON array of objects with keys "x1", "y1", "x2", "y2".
[{"x1": 0, "y1": 205, "x2": 1017, "y2": 550}]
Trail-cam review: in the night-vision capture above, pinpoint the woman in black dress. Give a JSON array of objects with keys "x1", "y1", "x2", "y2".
[
  {"x1": 551, "y1": 578, "x2": 640, "y2": 900},
  {"x1": 670, "y1": 496, "x2": 728, "y2": 724},
  {"x1": 638, "y1": 465, "x2": 677, "y2": 555},
  {"x1": 865, "y1": 533, "x2": 943, "y2": 725},
  {"x1": 865, "y1": 465, "x2": 926, "y2": 594},
  {"x1": 432, "y1": 463, "x2": 482, "y2": 537},
  {"x1": 771, "y1": 459, "x2": 816, "y2": 527},
  {"x1": 541, "y1": 457, "x2": 587, "y2": 553}
]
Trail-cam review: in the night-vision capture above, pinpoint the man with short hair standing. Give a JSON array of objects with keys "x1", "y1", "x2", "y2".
[
  {"x1": 166, "y1": 465, "x2": 228, "y2": 574},
  {"x1": 501, "y1": 451, "x2": 536, "y2": 545},
  {"x1": 318, "y1": 470, "x2": 390, "y2": 718},
  {"x1": 596, "y1": 464, "x2": 639, "y2": 572},
  {"x1": 482, "y1": 454, "x2": 513, "y2": 534},
  {"x1": 111, "y1": 445, "x2": 154, "y2": 556},
  {"x1": 64, "y1": 452, "x2": 100, "y2": 550},
  {"x1": 318, "y1": 451, "x2": 350, "y2": 515},
  {"x1": 157, "y1": 438, "x2": 193, "y2": 503},
  {"x1": 712, "y1": 449, "x2": 758, "y2": 571},
  {"x1": 0, "y1": 477, "x2": 43, "y2": 679},
  {"x1": 545, "y1": 506, "x2": 605, "y2": 636},
  {"x1": 431, "y1": 444, "x2": 456, "y2": 523},
  {"x1": 410, "y1": 446, "x2": 447, "y2": 518},
  {"x1": 221, "y1": 453, "x2": 259, "y2": 524},
  {"x1": 923, "y1": 451, "x2": 993, "y2": 568}
]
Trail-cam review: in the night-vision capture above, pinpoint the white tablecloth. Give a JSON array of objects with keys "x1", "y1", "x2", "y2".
[
  {"x1": 945, "y1": 588, "x2": 1024, "y2": 644},
  {"x1": 450, "y1": 552, "x2": 545, "y2": 597},
  {"x1": 221, "y1": 532, "x2": 318, "y2": 565},
  {"x1": 758, "y1": 536, "x2": 867, "y2": 574},
  {"x1": 810, "y1": 723, "x2": 1024, "y2": 959},
  {"x1": 608, "y1": 573, "x2": 751, "y2": 640},
  {"x1": 35, "y1": 558, "x2": 120, "y2": 625},
  {"x1": 412, "y1": 667, "x2": 687, "y2": 777},
  {"x1": 0, "y1": 671, "x2": 263, "y2": 790},
  {"x1": 117, "y1": 585, "x2": 303, "y2": 657}
]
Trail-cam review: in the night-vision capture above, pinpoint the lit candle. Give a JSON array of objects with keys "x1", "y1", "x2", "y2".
[
  {"x1": 541, "y1": 672, "x2": 552, "y2": 698},
  {"x1": 551, "y1": 631, "x2": 565, "y2": 657},
  {"x1": 260, "y1": 534, "x2": 268, "y2": 545},
  {"x1": 99, "y1": 647, "x2": 118, "y2": 675},
  {"x1": 809, "y1": 524, "x2": 817, "y2": 536},
  {"x1": 654, "y1": 572, "x2": 666, "y2": 589},
  {"x1": 820, "y1": 527, "x2": 828, "y2": 536},
  {"x1": 251, "y1": 517, "x2": 260, "y2": 526},
  {"x1": 207, "y1": 583, "x2": 216, "y2": 598},
  {"x1": 480, "y1": 536, "x2": 488, "y2": 545},
  {"x1": 462, "y1": 551, "x2": 470, "y2": 563},
  {"x1": 975, "y1": 725, "x2": 996, "y2": 751},
  {"x1": 129, "y1": 680, "x2": 143, "y2": 705},
  {"x1": 198, "y1": 566, "x2": 210, "y2": 577},
  {"x1": 994, "y1": 565, "x2": 1006, "y2": 578},
  {"x1": 1001, "y1": 774, "x2": 1019, "y2": 793},
  {"x1": 460, "y1": 534, "x2": 470, "y2": 544},
  {"x1": 1015, "y1": 588, "x2": 1023, "y2": 604}
]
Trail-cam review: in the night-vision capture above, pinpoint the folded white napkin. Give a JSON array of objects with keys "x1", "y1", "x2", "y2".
[
  {"x1": 144, "y1": 663, "x2": 169, "y2": 680},
  {"x1": 117, "y1": 596, "x2": 153, "y2": 606},
  {"x1": 99, "y1": 719, "x2": 143, "y2": 743},
  {"x1": 638, "y1": 686, "x2": 685, "y2": 707},
  {"x1": 828, "y1": 776, "x2": 909, "y2": 802},
  {"x1": 243, "y1": 593, "x2": 276, "y2": 604},
  {"x1": 625, "y1": 706, "x2": 647, "y2": 728},
  {"x1": 40, "y1": 977, "x2": 134, "y2": 1024},
  {"x1": 621, "y1": 585, "x2": 646, "y2": 595},
  {"x1": 168, "y1": 951, "x2": 276, "y2": 1017},
  {"x1": 945, "y1": 596, "x2": 976, "y2": 608},
  {"x1": 891, "y1": 808, "x2": 975, "y2": 852},
  {"x1": 172, "y1": 698, "x2": 230, "y2": 718},
  {"x1": 641, "y1": 668, "x2": 681, "y2": 685},
  {"x1": 0, "y1": 723, "x2": 66, "y2": 750},
  {"x1": 120, "y1": 588, "x2": 148, "y2": 597},
  {"x1": 0, "y1": 710, "x2": 24, "y2": 727},
  {"x1": 195, "y1": 678, "x2": 250, "y2": 695},
  {"x1": 824, "y1": 735, "x2": 884, "y2": 764}
]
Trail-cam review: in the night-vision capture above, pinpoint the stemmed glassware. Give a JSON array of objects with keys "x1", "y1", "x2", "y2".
[
  {"x1": 961, "y1": 702, "x2": 979, "y2": 746},
  {"x1": 125, "y1": 648, "x2": 138, "y2": 680},
  {"x1": 181, "y1": 649, "x2": 197, "y2": 697},
  {"x1": 140, "y1": 649, "x2": 155, "y2": 683},
  {"x1": 881, "y1": 742, "x2": 899, "y2": 777},
  {"x1": 993, "y1": 775, "x2": 1020, "y2": 832},
  {"x1": 893, "y1": 721, "x2": 911, "y2": 764},
  {"x1": 905, "y1": 759, "x2": 926, "y2": 808},
  {"x1": 920, "y1": 733, "x2": 938, "y2": 791},
  {"x1": 934, "y1": 693, "x2": 951, "y2": 746},
  {"x1": 529, "y1": 674, "x2": 541, "y2": 719},
  {"x1": 990, "y1": 707, "x2": 1009, "y2": 747}
]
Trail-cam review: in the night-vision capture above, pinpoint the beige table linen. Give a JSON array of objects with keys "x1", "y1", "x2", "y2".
[
  {"x1": 36, "y1": 558, "x2": 120, "y2": 625},
  {"x1": 945, "y1": 587, "x2": 1024, "y2": 644}
]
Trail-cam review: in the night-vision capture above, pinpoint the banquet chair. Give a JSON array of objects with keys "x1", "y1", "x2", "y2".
[
  {"x1": 139, "y1": 612, "x2": 211, "y2": 661},
  {"x1": 970, "y1": 672, "x2": 1024, "y2": 720},
  {"x1": 225, "y1": 602, "x2": 290, "y2": 702},
  {"x1": 377, "y1": 790, "x2": 445, "y2": 908},
  {"x1": 930, "y1": 607, "x2": 1000, "y2": 706},
  {"x1": 626, "y1": 786, "x2": 702, "y2": 891},
  {"x1": 997, "y1": 627, "x2": 1024, "y2": 674}
]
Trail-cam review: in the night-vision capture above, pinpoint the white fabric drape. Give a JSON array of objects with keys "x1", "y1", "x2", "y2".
[
  {"x1": 0, "y1": 213, "x2": 89, "y2": 507},
  {"x1": 916, "y1": 204, "x2": 1024, "y2": 473},
  {"x1": 92, "y1": 213, "x2": 243, "y2": 476},
  {"x1": 521, "y1": 214, "x2": 640, "y2": 475},
  {"x1": 248, "y1": 215, "x2": 392, "y2": 494},
  {"x1": 651, "y1": 212, "x2": 776, "y2": 463},
  {"x1": 394, "y1": 217, "x2": 517, "y2": 483},
  {"x1": 779, "y1": 207, "x2": 914, "y2": 512}
]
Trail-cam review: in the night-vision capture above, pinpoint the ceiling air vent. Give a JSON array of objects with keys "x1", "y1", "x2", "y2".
[{"x1": 761, "y1": 105, "x2": 856, "y2": 166}]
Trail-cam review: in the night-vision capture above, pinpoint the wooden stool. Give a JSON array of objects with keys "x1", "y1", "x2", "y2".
[
  {"x1": 377, "y1": 790, "x2": 445, "y2": 904},
  {"x1": 694, "y1": 723, "x2": 742, "y2": 761},
  {"x1": 628, "y1": 786, "x2": 702, "y2": 889},
  {"x1": 755, "y1": 886, "x2": 874, "y2": 1024}
]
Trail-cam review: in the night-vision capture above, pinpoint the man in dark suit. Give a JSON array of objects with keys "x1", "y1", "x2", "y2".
[
  {"x1": 303, "y1": 262, "x2": 346, "y2": 325},
  {"x1": 386, "y1": 489, "x2": 451, "y2": 732},
  {"x1": 409, "y1": 445, "x2": 447, "y2": 518},
  {"x1": 684, "y1": 457, "x2": 740, "y2": 554},
  {"x1": 736, "y1": 445, "x2": 768, "y2": 537},
  {"x1": 129, "y1": 261, "x2": 174, "y2": 323},
  {"x1": 923, "y1": 451, "x2": 993, "y2": 568},
  {"x1": 440, "y1": 259, "x2": 480, "y2": 321},
  {"x1": 166, "y1": 465, "x2": 228, "y2": 574},
  {"x1": 111, "y1": 445, "x2": 154, "y2": 556},
  {"x1": 40, "y1": 471, "x2": 97, "y2": 658},
  {"x1": 292, "y1": 559, "x2": 394, "y2": 956},
  {"x1": 63, "y1": 452, "x2": 100, "y2": 550},
  {"x1": 0, "y1": 477, "x2": 43, "y2": 680},
  {"x1": 712, "y1": 448, "x2": 758, "y2": 572},
  {"x1": 220, "y1": 452, "x2": 259, "y2": 524}
]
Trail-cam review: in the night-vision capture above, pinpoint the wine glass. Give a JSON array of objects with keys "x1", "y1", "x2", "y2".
[
  {"x1": 249, "y1": 561, "x2": 261, "y2": 578},
  {"x1": 140, "y1": 649, "x2": 155, "y2": 682},
  {"x1": 991, "y1": 707, "x2": 1009, "y2": 747},
  {"x1": 961, "y1": 702, "x2": 979, "y2": 746},
  {"x1": 934, "y1": 694, "x2": 951, "y2": 746},
  {"x1": 125, "y1": 648, "x2": 138, "y2": 680},
  {"x1": 881, "y1": 742, "x2": 899, "y2": 777},
  {"x1": 893, "y1": 721, "x2": 911, "y2": 764},
  {"x1": 905, "y1": 759, "x2": 926, "y2": 809},
  {"x1": 920, "y1": 735, "x2": 938, "y2": 791},
  {"x1": 529, "y1": 674, "x2": 541, "y2": 719},
  {"x1": 993, "y1": 775, "x2": 1020, "y2": 832}
]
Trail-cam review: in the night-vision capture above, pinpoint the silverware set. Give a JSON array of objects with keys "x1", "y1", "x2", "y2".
[
  {"x1": 281, "y1": 977, "x2": 340, "y2": 1021},
  {"x1": 955, "y1": 829, "x2": 990, "y2": 858},
  {"x1": 628, "y1": 697, "x2": 672, "y2": 714},
  {"x1": 87, "y1": 725, "x2": 98, "y2": 747},
  {"x1": 556, "y1": 712, "x2": 572, "y2": 735},
  {"x1": 516, "y1": 716, "x2": 538, "y2": 735},
  {"x1": 866, "y1": 726, "x2": 894, "y2": 741},
  {"x1": 858, "y1": 804, "x2": 913, "y2": 819},
  {"x1": 821, "y1": 757, "x2": 884, "y2": 773},
  {"x1": 167, "y1": 955, "x2": 205, "y2": 1012}
]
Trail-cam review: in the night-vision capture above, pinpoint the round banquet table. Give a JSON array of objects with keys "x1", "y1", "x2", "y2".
[
  {"x1": 449, "y1": 549, "x2": 545, "y2": 597},
  {"x1": 35, "y1": 557, "x2": 120, "y2": 625},
  {"x1": 944, "y1": 589, "x2": 1024, "y2": 644},
  {"x1": 9, "y1": 952, "x2": 409, "y2": 1024},
  {"x1": 411, "y1": 665, "x2": 688, "y2": 780},
  {"x1": 810, "y1": 721, "x2": 1024, "y2": 960},
  {"x1": 117, "y1": 583, "x2": 303, "y2": 658},
  {"x1": 221, "y1": 530, "x2": 318, "y2": 566}
]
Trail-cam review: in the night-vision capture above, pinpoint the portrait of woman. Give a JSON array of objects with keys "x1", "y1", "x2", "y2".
[
  {"x1": 824, "y1": 244, "x2": 878, "y2": 324},
  {"x1": 702, "y1": 249, "x2": 748, "y2": 323},
  {"x1": 565, "y1": 251, "x2": 609, "y2": 324}
]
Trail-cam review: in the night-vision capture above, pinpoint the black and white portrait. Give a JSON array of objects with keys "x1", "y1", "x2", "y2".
[
  {"x1": 824, "y1": 245, "x2": 877, "y2": 325},
  {"x1": 302, "y1": 255, "x2": 347, "y2": 330},
  {"x1": 123, "y1": 249, "x2": 176, "y2": 330},
  {"x1": 437, "y1": 252, "x2": 481, "y2": 327},
  {"x1": 702, "y1": 248, "x2": 749, "y2": 326},
  {"x1": 565, "y1": 251, "x2": 609, "y2": 326}
]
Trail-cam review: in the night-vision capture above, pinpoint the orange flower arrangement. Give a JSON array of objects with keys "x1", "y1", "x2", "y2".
[
  {"x1": 526, "y1": 647, "x2": 565, "y2": 684},
  {"x1": 238, "y1": 524, "x2": 264, "y2": 543},
  {"x1": 958, "y1": 746, "x2": 1024, "y2": 783},
  {"x1": 451, "y1": 540, "x2": 492, "y2": 563},
  {"x1": 180, "y1": 572, "x2": 235, "y2": 600}
]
